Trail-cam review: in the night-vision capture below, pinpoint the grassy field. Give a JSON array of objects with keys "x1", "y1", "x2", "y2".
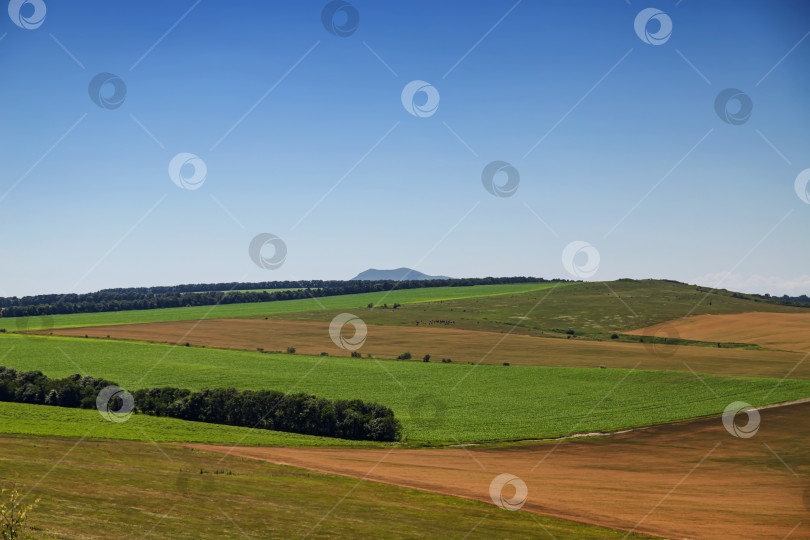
[
  {"x1": 3, "y1": 282, "x2": 556, "y2": 331},
  {"x1": 1, "y1": 333, "x2": 808, "y2": 443},
  {"x1": 1, "y1": 434, "x2": 644, "y2": 539},
  {"x1": 266, "y1": 279, "x2": 809, "y2": 340},
  {"x1": 0, "y1": 401, "x2": 380, "y2": 446}
]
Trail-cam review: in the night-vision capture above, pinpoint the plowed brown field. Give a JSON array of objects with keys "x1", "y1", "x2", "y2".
[
  {"x1": 186, "y1": 401, "x2": 810, "y2": 540},
  {"x1": 43, "y1": 318, "x2": 810, "y2": 378},
  {"x1": 629, "y1": 312, "x2": 810, "y2": 353}
]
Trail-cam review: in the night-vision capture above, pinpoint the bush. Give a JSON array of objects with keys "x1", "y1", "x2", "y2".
[
  {"x1": 320, "y1": 352, "x2": 329, "y2": 357},
  {"x1": 565, "y1": 329, "x2": 575, "y2": 336},
  {"x1": 0, "y1": 486, "x2": 39, "y2": 539},
  {"x1": 397, "y1": 352, "x2": 412, "y2": 360},
  {"x1": 610, "y1": 333, "x2": 619, "y2": 340},
  {"x1": 503, "y1": 362, "x2": 510, "y2": 366},
  {"x1": 423, "y1": 354, "x2": 431, "y2": 363},
  {"x1": 441, "y1": 358, "x2": 452, "y2": 363},
  {"x1": 350, "y1": 351, "x2": 361, "y2": 358},
  {"x1": 286, "y1": 346, "x2": 296, "y2": 354}
]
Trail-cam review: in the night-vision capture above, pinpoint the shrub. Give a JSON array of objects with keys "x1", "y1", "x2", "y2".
[
  {"x1": 441, "y1": 358, "x2": 452, "y2": 363},
  {"x1": 320, "y1": 352, "x2": 329, "y2": 357},
  {"x1": 423, "y1": 354, "x2": 431, "y2": 363},
  {"x1": 502, "y1": 362, "x2": 510, "y2": 366},
  {"x1": 565, "y1": 329, "x2": 575, "y2": 336},
  {"x1": 610, "y1": 333, "x2": 619, "y2": 340},
  {"x1": 350, "y1": 351, "x2": 361, "y2": 358},
  {"x1": 0, "y1": 487, "x2": 39, "y2": 539},
  {"x1": 397, "y1": 352, "x2": 412, "y2": 360},
  {"x1": 286, "y1": 346, "x2": 296, "y2": 354}
]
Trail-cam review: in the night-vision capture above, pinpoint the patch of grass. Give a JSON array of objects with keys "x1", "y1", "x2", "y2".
[
  {"x1": 1, "y1": 333, "x2": 808, "y2": 443},
  {"x1": 4, "y1": 283, "x2": 556, "y2": 331},
  {"x1": 0, "y1": 401, "x2": 379, "y2": 446},
  {"x1": 0, "y1": 434, "x2": 645, "y2": 539}
]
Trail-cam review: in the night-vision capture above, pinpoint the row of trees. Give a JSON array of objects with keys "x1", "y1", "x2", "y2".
[
  {"x1": 0, "y1": 367, "x2": 401, "y2": 441},
  {"x1": 134, "y1": 387, "x2": 400, "y2": 441},
  {"x1": 0, "y1": 277, "x2": 559, "y2": 318}
]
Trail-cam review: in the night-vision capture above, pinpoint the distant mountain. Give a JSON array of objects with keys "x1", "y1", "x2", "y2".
[{"x1": 350, "y1": 268, "x2": 451, "y2": 281}]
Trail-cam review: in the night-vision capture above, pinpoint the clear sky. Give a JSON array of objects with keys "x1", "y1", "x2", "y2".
[{"x1": 1, "y1": 0, "x2": 809, "y2": 297}]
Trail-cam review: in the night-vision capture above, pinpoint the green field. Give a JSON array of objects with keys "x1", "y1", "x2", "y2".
[
  {"x1": 1, "y1": 333, "x2": 807, "y2": 443},
  {"x1": 267, "y1": 279, "x2": 809, "y2": 340},
  {"x1": 0, "y1": 401, "x2": 379, "y2": 447},
  {"x1": 3, "y1": 282, "x2": 556, "y2": 331},
  {"x1": 1, "y1": 434, "x2": 646, "y2": 539}
]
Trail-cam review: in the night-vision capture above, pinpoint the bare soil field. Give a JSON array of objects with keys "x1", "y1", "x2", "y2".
[
  {"x1": 42, "y1": 318, "x2": 810, "y2": 379},
  {"x1": 629, "y1": 312, "x2": 810, "y2": 353},
  {"x1": 186, "y1": 401, "x2": 810, "y2": 540}
]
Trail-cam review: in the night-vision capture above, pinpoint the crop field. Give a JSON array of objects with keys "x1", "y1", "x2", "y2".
[
  {"x1": 263, "y1": 280, "x2": 809, "y2": 339},
  {"x1": 0, "y1": 435, "x2": 641, "y2": 539},
  {"x1": 1, "y1": 333, "x2": 809, "y2": 443},
  {"x1": 43, "y1": 317, "x2": 810, "y2": 379},
  {"x1": 195, "y1": 400, "x2": 810, "y2": 539},
  {"x1": 630, "y1": 311, "x2": 810, "y2": 353},
  {"x1": 2, "y1": 282, "x2": 556, "y2": 331}
]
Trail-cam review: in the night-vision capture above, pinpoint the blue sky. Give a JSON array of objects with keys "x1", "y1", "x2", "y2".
[{"x1": 1, "y1": 0, "x2": 809, "y2": 297}]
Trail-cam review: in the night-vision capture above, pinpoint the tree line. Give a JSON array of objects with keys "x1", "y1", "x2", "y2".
[
  {"x1": 0, "y1": 367, "x2": 401, "y2": 441},
  {"x1": 0, "y1": 277, "x2": 559, "y2": 319}
]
